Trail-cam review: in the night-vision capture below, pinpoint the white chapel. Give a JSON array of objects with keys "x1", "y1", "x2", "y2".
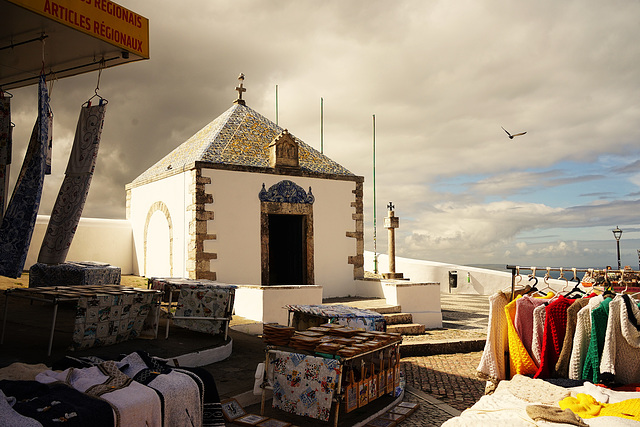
[{"x1": 126, "y1": 76, "x2": 369, "y2": 323}]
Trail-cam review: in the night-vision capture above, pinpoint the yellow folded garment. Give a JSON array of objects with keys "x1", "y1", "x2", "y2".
[{"x1": 559, "y1": 393, "x2": 640, "y2": 420}]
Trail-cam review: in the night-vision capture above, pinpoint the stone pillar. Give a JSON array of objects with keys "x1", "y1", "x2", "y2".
[{"x1": 383, "y1": 204, "x2": 404, "y2": 279}]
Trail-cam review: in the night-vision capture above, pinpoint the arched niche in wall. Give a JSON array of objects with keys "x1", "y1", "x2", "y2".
[{"x1": 143, "y1": 201, "x2": 174, "y2": 278}]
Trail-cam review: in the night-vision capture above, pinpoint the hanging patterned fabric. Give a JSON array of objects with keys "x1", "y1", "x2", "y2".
[
  {"x1": 270, "y1": 351, "x2": 340, "y2": 421},
  {"x1": 0, "y1": 93, "x2": 11, "y2": 221},
  {"x1": 38, "y1": 103, "x2": 106, "y2": 264},
  {"x1": 173, "y1": 284, "x2": 235, "y2": 335},
  {"x1": 0, "y1": 75, "x2": 52, "y2": 278}
]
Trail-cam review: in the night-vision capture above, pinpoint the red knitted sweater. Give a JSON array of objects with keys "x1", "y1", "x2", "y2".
[{"x1": 534, "y1": 295, "x2": 576, "y2": 379}]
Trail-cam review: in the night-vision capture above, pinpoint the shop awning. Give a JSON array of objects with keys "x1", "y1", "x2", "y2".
[{"x1": 1, "y1": 0, "x2": 149, "y2": 90}]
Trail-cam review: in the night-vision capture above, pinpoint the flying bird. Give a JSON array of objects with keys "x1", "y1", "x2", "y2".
[{"x1": 502, "y1": 126, "x2": 527, "y2": 139}]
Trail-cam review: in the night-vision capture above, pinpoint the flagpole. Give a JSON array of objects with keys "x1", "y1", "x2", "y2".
[
  {"x1": 320, "y1": 97, "x2": 324, "y2": 154},
  {"x1": 373, "y1": 114, "x2": 378, "y2": 274},
  {"x1": 275, "y1": 84, "x2": 279, "y2": 125}
]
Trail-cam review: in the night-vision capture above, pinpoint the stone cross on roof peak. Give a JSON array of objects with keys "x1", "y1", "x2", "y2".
[{"x1": 234, "y1": 73, "x2": 246, "y2": 105}]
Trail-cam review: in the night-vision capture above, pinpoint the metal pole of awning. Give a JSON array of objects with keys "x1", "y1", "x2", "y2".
[
  {"x1": 0, "y1": 34, "x2": 49, "y2": 51},
  {"x1": 1, "y1": 55, "x2": 120, "y2": 89}
]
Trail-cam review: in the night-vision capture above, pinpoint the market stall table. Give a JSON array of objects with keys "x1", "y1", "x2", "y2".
[
  {"x1": 148, "y1": 278, "x2": 236, "y2": 340},
  {"x1": 1, "y1": 284, "x2": 161, "y2": 356},
  {"x1": 260, "y1": 327, "x2": 402, "y2": 427}
]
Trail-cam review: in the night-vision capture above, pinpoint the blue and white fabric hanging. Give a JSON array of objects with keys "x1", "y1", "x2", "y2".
[
  {"x1": 38, "y1": 101, "x2": 106, "y2": 264},
  {"x1": 0, "y1": 92, "x2": 11, "y2": 221},
  {"x1": 0, "y1": 75, "x2": 52, "y2": 278}
]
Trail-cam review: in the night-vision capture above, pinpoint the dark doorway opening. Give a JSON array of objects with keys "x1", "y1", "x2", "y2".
[{"x1": 268, "y1": 214, "x2": 306, "y2": 285}]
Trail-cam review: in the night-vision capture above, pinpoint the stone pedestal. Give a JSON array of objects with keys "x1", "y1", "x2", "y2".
[{"x1": 383, "y1": 208, "x2": 404, "y2": 279}]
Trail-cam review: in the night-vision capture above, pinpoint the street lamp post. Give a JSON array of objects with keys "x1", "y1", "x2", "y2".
[{"x1": 613, "y1": 226, "x2": 623, "y2": 270}]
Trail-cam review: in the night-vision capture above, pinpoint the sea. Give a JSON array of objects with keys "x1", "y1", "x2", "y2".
[{"x1": 467, "y1": 264, "x2": 610, "y2": 279}]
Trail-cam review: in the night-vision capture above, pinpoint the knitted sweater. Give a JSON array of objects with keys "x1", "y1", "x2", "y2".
[
  {"x1": 0, "y1": 380, "x2": 114, "y2": 427},
  {"x1": 0, "y1": 388, "x2": 42, "y2": 427},
  {"x1": 0, "y1": 363, "x2": 49, "y2": 381},
  {"x1": 569, "y1": 295, "x2": 604, "y2": 380},
  {"x1": 515, "y1": 295, "x2": 551, "y2": 360},
  {"x1": 559, "y1": 392, "x2": 640, "y2": 421},
  {"x1": 118, "y1": 351, "x2": 203, "y2": 427},
  {"x1": 505, "y1": 297, "x2": 538, "y2": 377},
  {"x1": 36, "y1": 361, "x2": 162, "y2": 427},
  {"x1": 599, "y1": 295, "x2": 640, "y2": 385},
  {"x1": 531, "y1": 304, "x2": 547, "y2": 366},
  {"x1": 582, "y1": 297, "x2": 612, "y2": 383},
  {"x1": 477, "y1": 292, "x2": 509, "y2": 382},
  {"x1": 555, "y1": 298, "x2": 590, "y2": 378},
  {"x1": 535, "y1": 295, "x2": 576, "y2": 379}
]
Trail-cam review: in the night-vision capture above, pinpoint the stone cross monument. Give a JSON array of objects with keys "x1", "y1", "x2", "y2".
[{"x1": 383, "y1": 202, "x2": 404, "y2": 279}]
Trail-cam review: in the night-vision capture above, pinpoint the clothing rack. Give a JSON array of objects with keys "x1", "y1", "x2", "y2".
[{"x1": 505, "y1": 265, "x2": 640, "y2": 302}]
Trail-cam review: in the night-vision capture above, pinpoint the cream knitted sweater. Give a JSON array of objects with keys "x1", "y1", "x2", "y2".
[
  {"x1": 477, "y1": 292, "x2": 509, "y2": 382},
  {"x1": 569, "y1": 295, "x2": 604, "y2": 380},
  {"x1": 600, "y1": 295, "x2": 640, "y2": 384},
  {"x1": 36, "y1": 361, "x2": 162, "y2": 427}
]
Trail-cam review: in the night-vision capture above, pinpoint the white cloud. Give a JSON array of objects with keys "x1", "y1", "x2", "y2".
[{"x1": 6, "y1": 0, "x2": 640, "y2": 268}]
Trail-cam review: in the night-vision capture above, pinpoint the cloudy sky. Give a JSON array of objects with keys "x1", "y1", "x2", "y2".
[{"x1": 7, "y1": 0, "x2": 640, "y2": 270}]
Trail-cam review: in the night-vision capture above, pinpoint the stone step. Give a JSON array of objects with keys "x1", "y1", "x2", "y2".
[
  {"x1": 387, "y1": 323, "x2": 425, "y2": 335},
  {"x1": 366, "y1": 305, "x2": 402, "y2": 315},
  {"x1": 383, "y1": 312, "x2": 413, "y2": 325}
]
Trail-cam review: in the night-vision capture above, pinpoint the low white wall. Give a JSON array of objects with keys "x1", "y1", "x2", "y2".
[
  {"x1": 355, "y1": 279, "x2": 386, "y2": 299},
  {"x1": 382, "y1": 280, "x2": 442, "y2": 328},
  {"x1": 25, "y1": 216, "x2": 134, "y2": 274},
  {"x1": 233, "y1": 285, "x2": 323, "y2": 325},
  {"x1": 365, "y1": 251, "x2": 573, "y2": 296}
]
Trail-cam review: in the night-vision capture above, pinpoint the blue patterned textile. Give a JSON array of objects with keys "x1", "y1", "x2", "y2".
[
  {"x1": 29, "y1": 261, "x2": 121, "y2": 287},
  {"x1": 72, "y1": 290, "x2": 158, "y2": 350},
  {"x1": 286, "y1": 304, "x2": 386, "y2": 331},
  {"x1": 149, "y1": 278, "x2": 236, "y2": 335},
  {"x1": 0, "y1": 96, "x2": 11, "y2": 220},
  {"x1": 38, "y1": 104, "x2": 106, "y2": 264},
  {"x1": 269, "y1": 351, "x2": 340, "y2": 421},
  {"x1": 0, "y1": 75, "x2": 51, "y2": 278}
]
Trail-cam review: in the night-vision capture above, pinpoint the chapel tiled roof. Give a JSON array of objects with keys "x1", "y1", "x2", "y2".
[{"x1": 131, "y1": 103, "x2": 354, "y2": 185}]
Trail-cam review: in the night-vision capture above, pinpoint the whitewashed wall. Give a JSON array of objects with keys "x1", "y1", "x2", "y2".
[
  {"x1": 26, "y1": 216, "x2": 133, "y2": 273},
  {"x1": 128, "y1": 171, "x2": 191, "y2": 278},
  {"x1": 203, "y1": 169, "x2": 358, "y2": 297},
  {"x1": 366, "y1": 252, "x2": 575, "y2": 296}
]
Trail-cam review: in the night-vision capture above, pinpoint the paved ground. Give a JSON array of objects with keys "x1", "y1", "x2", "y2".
[{"x1": 396, "y1": 293, "x2": 488, "y2": 426}]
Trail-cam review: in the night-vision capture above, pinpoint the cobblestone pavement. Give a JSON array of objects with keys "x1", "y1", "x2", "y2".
[
  {"x1": 401, "y1": 351, "x2": 485, "y2": 411},
  {"x1": 400, "y1": 388, "x2": 461, "y2": 427},
  {"x1": 399, "y1": 351, "x2": 484, "y2": 425},
  {"x1": 387, "y1": 294, "x2": 489, "y2": 425}
]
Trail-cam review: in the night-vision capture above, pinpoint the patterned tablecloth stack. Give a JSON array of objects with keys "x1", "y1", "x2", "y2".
[
  {"x1": 285, "y1": 304, "x2": 386, "y2": 332},
  {"x1": 29, "y1": 261, "x2": 121, "y2": 288}
]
